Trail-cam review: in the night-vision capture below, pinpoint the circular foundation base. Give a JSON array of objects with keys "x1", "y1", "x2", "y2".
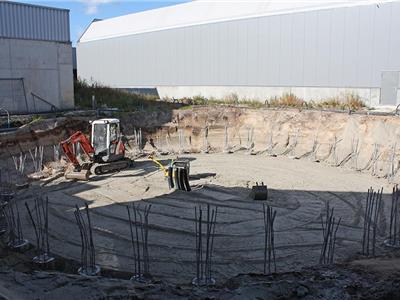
[
  {"x1": 383, "y1": 239, "x2": 400, "y2": 248},
  {"x1": 8, "y1": 239, "x2": 29, "y2": 250},
  {"x1": 33, "y1": 253, "x2": 55, "y2": 264},
  {"x1": 130, "y1": 274, "x2": 152, "y2": 283},
  {"x1": 192, "y1": 277, "x2": 216, "y2": 286},
  {"x1": 78, "y1": 265, "x2": 101, "y2": 276}
]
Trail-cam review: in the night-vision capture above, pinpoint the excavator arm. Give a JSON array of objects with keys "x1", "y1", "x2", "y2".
[{"x1": 60, "y1": 131, "x2": 95, "y2": 170}]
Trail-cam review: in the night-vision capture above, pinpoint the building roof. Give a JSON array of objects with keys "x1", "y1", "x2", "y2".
[{"x1": 79, "y1": 0, "x2": 393, "y2": 43}]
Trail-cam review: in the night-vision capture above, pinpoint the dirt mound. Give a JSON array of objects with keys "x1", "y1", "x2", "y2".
[{"x1": 0, "y1": 257, "x2": 399, "y2": 299}]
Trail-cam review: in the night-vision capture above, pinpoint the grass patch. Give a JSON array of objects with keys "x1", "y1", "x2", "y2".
[
  {"x1": 74, "y1": 80, "x2": 367, "y2": 112},
  {"x1": 177, "y1": 92, "x2": 367, "y2": 111},
  {"x1": 311, "y1": 94, "x2": 366, "y2": 111},
  {"x1": 74, "y1": 79, "x2": 180, "y2": 112},
  {"x1": 177, "y1": 93, "x2": 265, "y2": 108},
  {"x1": 268, "y1": 93, "x2": 305, "y2": 108}
]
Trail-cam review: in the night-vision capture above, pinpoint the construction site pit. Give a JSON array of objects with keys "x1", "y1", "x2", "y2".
[
  {"x1": 2, "y1": 107, "x2": 400, "y2": 291},
  {"x1": 17, "y1": 152, "x2": 393, "y2": 284}
]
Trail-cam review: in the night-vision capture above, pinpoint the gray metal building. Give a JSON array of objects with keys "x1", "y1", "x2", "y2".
[
  {"x1": 77, "y1": 0, "x2": 400, "y2": 106},
  {"x1": 0, "y1": 1, "x2": 74, "y2": 113}
]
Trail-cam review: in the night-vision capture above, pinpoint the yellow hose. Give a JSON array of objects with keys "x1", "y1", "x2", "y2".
[{"x1": 148, "y1": 154, "x2": 169, "y2": 177}]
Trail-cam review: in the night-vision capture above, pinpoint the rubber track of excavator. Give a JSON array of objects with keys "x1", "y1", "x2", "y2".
[{"x1": 94, "y1": 159, "x2": 132, "y2": 175}]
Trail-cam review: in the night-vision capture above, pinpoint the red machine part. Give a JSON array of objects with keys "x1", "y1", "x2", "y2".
[{"x1": 60, "y1": 131, "x2": 95, "y2": 168}]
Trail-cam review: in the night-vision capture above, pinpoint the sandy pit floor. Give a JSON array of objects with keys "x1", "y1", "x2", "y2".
[{"x1": 17, "y1": 153, "x2": 393, "y2": 284}]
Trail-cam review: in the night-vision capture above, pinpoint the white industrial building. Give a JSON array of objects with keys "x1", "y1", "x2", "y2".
[
  {"x1": 78, "y1": 0, "x2": 400, "y2": 106},
  {"x1": 0, "y1": 1, "x2": 74, "y2": 113}
]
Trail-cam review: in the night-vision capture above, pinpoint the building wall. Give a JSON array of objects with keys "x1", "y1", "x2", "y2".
[
  {"x1": 0, "y1": 38, "x2": 74, "y2": 113},
  {"x1": 78, "y1": 1, "x2": 400, "y2": 105}
]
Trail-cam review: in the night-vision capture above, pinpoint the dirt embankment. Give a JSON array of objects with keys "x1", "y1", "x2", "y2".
[
  {"x1": 0, "y1": 256, "x2": 399, "y2": 300},
  {"x1": 1, "y1": 107, "x2": 400, "y2": 183},
  {"x1": 0, "y1": 117, "x2": 89, "y2": 157},
  {"x1": 132, "y1": 107, "x2": 400, "y2": 183}
]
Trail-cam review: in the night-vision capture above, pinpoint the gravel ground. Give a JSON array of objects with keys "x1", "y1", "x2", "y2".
[{"x1": 15, "y1": 153, "x2": 394, "y2": 284}]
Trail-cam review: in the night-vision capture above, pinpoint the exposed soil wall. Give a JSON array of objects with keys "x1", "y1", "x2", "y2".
[
  {"x1": 132, "y1": 107, "x2": 400, "y2": 183},
  {"x1": 1, "y1": 107, "x2": 400, "y2": 183}
]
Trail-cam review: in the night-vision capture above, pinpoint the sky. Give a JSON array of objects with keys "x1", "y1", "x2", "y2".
[{"x1": 22, "y1": 0, "x2": 190, "y2": 45}]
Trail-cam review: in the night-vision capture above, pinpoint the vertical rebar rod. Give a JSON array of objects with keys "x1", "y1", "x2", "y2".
[
  {"x1": 133, "y1": 204, "x2": 141, "y2": 276},
  {"x1": 25, "y1": 202, "x2": 39, "y2": 255},
  {"x1": 127, "y1": 205, "x2": 137, "y2": 275},
  {"x1": 195, "y1": 206, "x2": 199, "y2": 281}
]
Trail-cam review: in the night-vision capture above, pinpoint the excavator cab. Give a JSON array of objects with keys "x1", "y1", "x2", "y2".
[{"x1": 91, "y1": 119, "x2": 125, "y2": 162}]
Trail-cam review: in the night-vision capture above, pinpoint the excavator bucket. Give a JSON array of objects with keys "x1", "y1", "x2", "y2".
[
  {"x1": 64, "y1": 163, "x2": 91, "y2": 181},
  {"x1": 250, "y1": 182, "x2": 268, "y2": 200}
]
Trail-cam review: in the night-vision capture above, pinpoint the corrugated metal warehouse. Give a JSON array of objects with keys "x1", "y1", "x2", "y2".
[
  {"x1": 78, "y1": 0, "x2": 400, "y2": 106},
  {"x1": 0, "y1": 1, "x2": 74, "y2": 113}
]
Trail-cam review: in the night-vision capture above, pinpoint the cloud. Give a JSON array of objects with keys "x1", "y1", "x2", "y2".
[{"x1": 80, "y1": 0, "x2": 116, "y2": 15}]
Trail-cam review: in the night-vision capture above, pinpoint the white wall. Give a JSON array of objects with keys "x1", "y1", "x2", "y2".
[
  {"x1": 78, "y1": 1, "x2": 400, "y2": 105},
  {"x1": 0, "y1": 38, "x2": 74, "y2": 113}
]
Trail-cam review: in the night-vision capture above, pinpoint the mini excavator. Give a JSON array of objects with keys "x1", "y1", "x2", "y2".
[
  {"x1": 60, "y1": 118, "x2": 132, "y2": 180},
  {"x1": 60, "y1": 118, "x2": 192, "y2": 191}
]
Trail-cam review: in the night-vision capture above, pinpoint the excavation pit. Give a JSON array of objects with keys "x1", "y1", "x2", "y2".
[{"x1": 17, "y1": 153, "x2": 394, "y2": 284}]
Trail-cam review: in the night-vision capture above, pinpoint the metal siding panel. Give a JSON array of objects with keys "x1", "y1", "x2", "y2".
[
  {"x1": 371, "y1": 3, "x2": 391, "y2": 86},
  {"x1": 266, "y1": 16, "x2": 281, "y2": 85},
  {"x1": 235, "y1": 19, "x2": 247, "y2": 85},
  {"x1": 120, "y1": 36, "x2": 129, "y2": 86},
  {"x1": 214, "y1": 22, "x2": 225, "y2": 85},
  {"x1": 258, "y1": 16, "x2": 270, "y2": 85},
  {"x1": 190, "y1": 26, "x2": 200, "y2": 85},
  {"x1": 291, "y1": 13, "x2": 305, "y2": 86},
  {"x1": 201, "y1": 24, "x2": 210, "y2": 85},
  {"x1": 0, "y1": 2, "x2": 69, "y2": 42},
  {"x1": 218, "y1": 23, "x2": 232, "y2": 85},
  {"x1": 175, "y1": 28, "x2": 183, "y2": 85},
  {"x1": 225, "y1": 20, "x2": 237, "y2": 85},
  {"x1": 246, "y1": 18, "x2": 258, "y2": 86},
  {"x1": 0, "y1": 3, "x2": 4, "y2": 37},
  {"x1": 329, "y1": 8, "x2": 345, "y2": 86},
  {"x1": 388, "y1": 2, "x2": 400, "y2": 70},
  {"x1": 150, "y1": 31, "x2": 159, "y2": 85},
  {"x1": 139, "y1": 34, "x2": 149, "y2": 85},
  {"x1": 303, "y1": 11, "x2": 318, "y2": 86},
  {"x1": 205, "y1": 23, "x2": 215, "y2": 85},
  {"x1": 77, "y1": 2, "x2": 400, "y2": 90},
  {"x1": 357, "y1": 5, "x2": 375, "y2": 87},
  {"x1": 182, "y1": 27, "x2": 189, "y2": 85},
  {"x1": 170, "y1": 29, "x2": 179, "y2": 84},
  {"x1": 315, "y1": 10, "x2": 331, "y2": 86},
  {"x1": 213, "y1": 23, "x2": 221, "y2": 85},
  {"x1": 278, "y1": 14, "x2": 292, "y2": 86}
]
